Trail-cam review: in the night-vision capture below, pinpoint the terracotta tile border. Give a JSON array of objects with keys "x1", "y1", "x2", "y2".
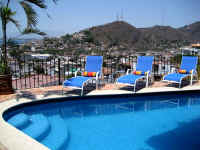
[{"x1": 0, "y1": 81, "x2": 200, "y2": 102}]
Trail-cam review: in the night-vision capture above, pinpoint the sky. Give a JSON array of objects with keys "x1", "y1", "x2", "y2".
[{"x1": 1, "y1": 0, "x2": 200, "y2": 38}]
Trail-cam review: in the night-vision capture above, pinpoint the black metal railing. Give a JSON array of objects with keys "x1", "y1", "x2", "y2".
[{"x1": 8, "y1": 54, "x2": 199, "y2": 90}]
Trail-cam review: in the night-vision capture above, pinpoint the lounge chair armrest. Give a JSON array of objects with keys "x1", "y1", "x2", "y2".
[
  {"x1": 170, "y1": 67, "x2": 177, "y2": 73},
  {"x1": 190, "y1": 69, "x2": 194, "y2": 75},
  {"x1": 190, "y1": 69, "x2": 195, "y2": 86},
  {"x1": 146, "y1": 71, "x2": 150, "y2": 76},
  {"x1": 145, "y1": 71, "x2": 150, "y2": 80},
  {"x1": 145, "y1": 71, "x2": 150, "y2": 88},
  {"x1": 96, "y1": 72, "x2": 100, "y2": 80},
  {"x1": 126, "y1": 69, "x2": 132, "y2": 75}
]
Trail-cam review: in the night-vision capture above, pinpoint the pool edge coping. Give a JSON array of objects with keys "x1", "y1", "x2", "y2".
[{"x1": 0, "y1": 99, "x2": 50, "y2": 150}]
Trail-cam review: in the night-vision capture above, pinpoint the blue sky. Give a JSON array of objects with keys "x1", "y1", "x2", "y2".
[{"x1": 1, "y1": 0, "x2": 200, "y2": 38}]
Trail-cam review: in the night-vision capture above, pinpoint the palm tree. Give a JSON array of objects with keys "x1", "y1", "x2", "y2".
[
  {"x1": 0, "y1": 7, "x2": 19, "y2": 67},
  {"x1": 0, "y1": 0, "x2": 58, "y2": 71}
]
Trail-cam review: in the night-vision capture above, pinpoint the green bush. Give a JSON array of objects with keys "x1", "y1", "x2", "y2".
[
  {"x1": 33, "y1": 65, "x2": 45, "y2": 74},
  {"x1": 0, "y1": 60, "x2": 10, "y2": 75}
]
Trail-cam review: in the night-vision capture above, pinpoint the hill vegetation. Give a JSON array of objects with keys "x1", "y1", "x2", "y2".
[{"x1": 85, "y1": 21, "x2": 199, "y2": 51}]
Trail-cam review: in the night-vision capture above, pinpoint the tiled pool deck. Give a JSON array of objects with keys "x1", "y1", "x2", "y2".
[
  {"x1": 1, "y1": 81, "x2": 200, "y2": 103},
  {"x1": 0, "y1": 81, "x2": 200, "y2": 150}
]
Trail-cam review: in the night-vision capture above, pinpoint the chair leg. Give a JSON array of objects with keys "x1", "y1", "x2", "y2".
[
  {"x1": 134, "y1": 82, "x2": 137, "y2": 93},
  {"x1": 196, "y1": 74, "x2": 199, "y2": 81},
  {"x1": 62, "y1": 87, "x2": 64, "y2": 95},
  {"x1": 81, "y1": 87, "x2": 84, "y2": 96},
  {"x1": 190, "y1": 75, "x2": 193, "y2": 86},
  {"x1": 96, "y1": 79, "x2": 98, "y2": 90},
  {"x1": 146, "y1": 77, "x2": 149, "y2": 88}
]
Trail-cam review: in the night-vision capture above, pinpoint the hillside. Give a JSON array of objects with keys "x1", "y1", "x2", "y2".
[
  {"x1": 89, "y1": 21, "x2": 141, "y2": 48},
  {"x1": 83, "y1": 21, "x2": 200, "y2": 51},
  {"x1": 179, "y1": 21, "x2": 200, "y2": 42},
  {"x1": 42, "y1": 21, "x2": 200, "y2": 55},
  {"x1": 134, "y1": 25, "x2": 189, "y2": 50}
]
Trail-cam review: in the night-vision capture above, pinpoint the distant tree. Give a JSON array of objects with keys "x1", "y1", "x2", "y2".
[
  {"x1": 7, "y1": 38, "x2": 19, "y2": 48},
  {"x1": 83, "y1": 30, "x2": 94, "y2": 43},
  {"x1": 61, "y1": 34, "x2": 72, "y2": 43},
  {"x1": 33, "y1": 65, "x2": 45, "y2": 74}
]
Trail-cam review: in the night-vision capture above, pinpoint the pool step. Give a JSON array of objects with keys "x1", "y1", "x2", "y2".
[
  {"x1": 23, "y1": 114, "x2": 51, "y2": 141},
  {"x1": 41, "y1": 114, "x2": 69, "y2": 150},
  {"x1": 7, "y1": 113, "x2": 30, "y2": 130}
]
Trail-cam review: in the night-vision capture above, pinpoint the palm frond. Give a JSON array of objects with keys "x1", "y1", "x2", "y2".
[
  {"x1": 52, "y1": 0, "x2": 59, "y2": 4},
  {"x1": 24, "y1": 0, "x2": 46, "y2": 9},
  {"x1": 0, "y1": 7, "x2": 16, "y2": 24},
  {"x1": 20, "y1": 1, "x2": 38, "y2": 28},
  {"x1": 0, "y1": 7, "x2": 15, "y2": 17},
  {"x1": 22, "y1": 28, "x2": 46, "y2": 36},
  {"x1": 8, "y1": 17, "x2": 21, "y2": 32}
]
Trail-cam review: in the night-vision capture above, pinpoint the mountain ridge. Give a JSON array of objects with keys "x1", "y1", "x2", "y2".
[{"x1": 78, "y1": 21, "x2": 200, "y2": 51}]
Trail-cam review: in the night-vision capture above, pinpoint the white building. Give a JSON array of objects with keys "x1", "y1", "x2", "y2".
[
  {"x1": 180, "y1": 44, "x2": 200, "y2": 55},
  {"x1": 31, "y1": 54, "x2": 51, "y2": 59}
]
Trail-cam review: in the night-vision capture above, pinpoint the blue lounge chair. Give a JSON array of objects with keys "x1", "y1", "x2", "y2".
[
  {"x1": 63, "y1": 56, "x2": 103, "y2": 96},
  {"x1": 163, "y1": 56, "x2": 198, "y2": 88},
  {"x1": 116, "y1": 56, "x2": 154, "y2": 92}
]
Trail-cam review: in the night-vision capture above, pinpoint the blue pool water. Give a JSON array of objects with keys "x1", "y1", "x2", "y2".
[{"x1": 4, "y1": 92, "x2": 200, "y2": 150}]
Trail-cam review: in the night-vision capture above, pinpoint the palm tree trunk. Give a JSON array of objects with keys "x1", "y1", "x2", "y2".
[
  {"x1": 2, "y1": 19, "x2": 7, "y2": 66},
  {"x1": 6, "y1": 0, "x2": 10, "y2": 7}
]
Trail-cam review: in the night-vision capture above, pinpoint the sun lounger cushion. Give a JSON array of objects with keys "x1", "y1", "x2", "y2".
[
  {"x1": 133, "y1": 71, "x2": 148, "y2": 75},
  {"x1": 82, "y1": 72, "x2": 97, "y2": 77},
  {"x1": 178, "y1": 69, "x2": 193, "y2": 74},
  {"x1": 63, "y1": 76, "x2": 91, "y2": 88},
  {"x1": 117, "y1": 74, "x2": 144, "y2": 84},
  {"x1": 163, "y1": 73, "x2": 189, "y2": 82},
  {"x1": 178, "y1": 69, "x2": 187, "y2": 74}
]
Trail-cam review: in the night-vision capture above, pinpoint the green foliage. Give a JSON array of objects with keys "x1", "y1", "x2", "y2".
[
  {"x1": 61, "y1": 34, "x2": 72, "y2": 42},
  {"x1": 73, "y1": 48, "x2": 86, "y2": 56},
  {"x1": 7, "y1": 39, "x2": 19, "y2": 48},
  {"x1": 9, "y1": 48, "x2": 24, "y2": 61},
  {"x1": 38, "y1": 49, "x2": 65, "y2": 56},
  {"x1": 71, "y1": 38, "x2": 80, "y2": 44},
  {"x1": 0, "y1": 60, "x2": 10, "y2": 74},
  {"x1": 0, "y1": 0, "x2": 58, "y2": 74},
  {"x1": 0, "y1": 7, "x2": 18, "y2": 27},
  {"x1": 109, "y1": 38, "x2": 119, "y2": 47},
  {"x1": 33, "y1": 65, "x2": 45, "y2": 74},
  {"x1": 83, "y1": 30, "x2": 91, "y2": 36},
  {"x1": 22, "y1": 28, "x2": 46, "y2": 36},
  {"x1": 170, "y1": 54, "x2": 182, "y2": 66},
  {"x1": 8, "y1": 40, "x2": 26, "y2": 66},
  {"x1": 83, "y1": 30, "x2": 94, "y2": 43}
]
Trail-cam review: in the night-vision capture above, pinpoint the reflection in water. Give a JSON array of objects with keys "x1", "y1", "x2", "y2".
[
  {"x1": 59, "y1": 96, "x2": 200, "y2": 119},
  {"x1": 146, "y1": 114, "x2": 200, "y2": 150}
]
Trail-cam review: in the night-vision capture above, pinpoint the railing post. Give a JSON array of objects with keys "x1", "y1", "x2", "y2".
[{"x1": 58, "y1": 58, "x2": 61, "y2": 85}]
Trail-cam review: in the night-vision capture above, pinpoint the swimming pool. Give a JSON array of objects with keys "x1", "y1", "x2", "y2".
[{"x1": 3, "y1": 91, "x2": 200, "y2": 150}]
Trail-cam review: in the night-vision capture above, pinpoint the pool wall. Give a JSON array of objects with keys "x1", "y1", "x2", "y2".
[
  {"x1": 0, "y1": 99, "x2": 49, "y2": 150},
  {"x1": 1, "y1": 90, "x2": 200, "y2": 150}
]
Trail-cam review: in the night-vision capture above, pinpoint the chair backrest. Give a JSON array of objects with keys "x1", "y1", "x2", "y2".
[
  {"x1": 180, "y1": 56, "x2": 198, "y2": 72},
  {"x1": 85, "y1": 56, "x2": 103, "y2": 74},
  {"x1": 136, "y1": 56, "x2": 154, "y2": 73}
]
